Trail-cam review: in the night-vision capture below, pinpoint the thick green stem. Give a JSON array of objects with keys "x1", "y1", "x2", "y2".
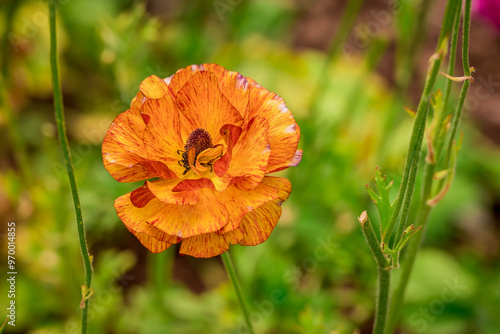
[
  {"x1": 221, "y1": 252, "x2": 254, "y2": 334},
  {"x1": 384, "y1": 204, "x2": 431, "y2": 334},
  {"x1": 49, "y1": 2, "x2": 93, "y2": 333},
  {"x1": 360, "y1": 213, "x2": 391, "y2": 334},
  {"x1": 375, "y1": 268, "x2": 391, "y2": 334}
]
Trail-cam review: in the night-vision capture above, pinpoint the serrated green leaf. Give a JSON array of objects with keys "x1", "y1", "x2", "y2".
[{"x1": 366, "y1": 167, "x2": 394, "y2": 236}]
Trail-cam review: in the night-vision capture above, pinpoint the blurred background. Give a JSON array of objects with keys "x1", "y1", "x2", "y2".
[{"x1": 1, "y1": 0, "x2": 500, "y2": 333}]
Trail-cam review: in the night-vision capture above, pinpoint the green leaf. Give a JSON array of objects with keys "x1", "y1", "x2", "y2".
[{"x1": 366, "y1": 167, "x2": 394, "y2": 241}]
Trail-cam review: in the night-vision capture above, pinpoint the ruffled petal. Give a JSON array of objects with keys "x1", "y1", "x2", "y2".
[
  {"x1": 214, "y1": 124, "x2": 242, "y2": 177},
  {"x1": 212, "y1": 116, "x2": 271, "y2": 191},
  {"x1": 215, "y1": 176, "x2": 291, "y2": 234},
  {"x1": 115, "y1": 194, "x2": 181, "y2": 253},
  {"x1": 237, "y1": 199, "x2": 284, "y2": 246},
  {"x1": 141, "y1": 96, "x2": 186, "y2": 176},
  {"x1": 146, "y1": 178, "x2": 199, "y2": 205},
  {"x1": 167, "y1": 64, "x2": 208, "y2": 94},
  {"x1": 102, "y1": 112, "x2": 157, "y2": 182},
  {"x1": 139, "y1": 75, "x2": 169, "y2": 99},
  {"x1": 245, "y1": 80, "x2": 301, "y2": 173},
  {"x1": 179, "y1": 229, "x2": 243, "y2": 258},
  {"x1": 168, "y1": 64, "x2": 250, "y2": 116},
  {"x1": 174, "y1": 71, "x2": 244, "y2": 144},
  {"x1": 115, "y1": 189, "x2": 230, "y2": 238}
]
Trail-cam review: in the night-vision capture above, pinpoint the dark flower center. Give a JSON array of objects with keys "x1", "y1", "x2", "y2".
[
  {"x1": 178, "y1": 128, "x2": 215, "y2": 175},
  {"x1": 184, "y1": 128, "x2": 214, "y2": 155}
]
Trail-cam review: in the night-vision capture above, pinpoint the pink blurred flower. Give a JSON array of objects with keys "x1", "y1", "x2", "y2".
[{"x1": 473, "y1": 0, "x2": 500, "y2": 32}]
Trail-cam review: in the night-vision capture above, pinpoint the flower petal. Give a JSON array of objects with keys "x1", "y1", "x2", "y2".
[
  {"x1": 179, "y1": 229, "x2": 243, "y2": 258},
  {"x1": 174, "y1": 71, "x2": 244, "y2": 144},
  {"x1": 214, "y1": 124, "x2": 242, "y2": 177},
  {"x1": 146, "y1": 178, "x2": 199, "y2": 205},
  {"x1": 102, "y1": 112, "x2": 157, "y2": 182},
  {"x1": 141, "y1": 96, "x2": 186, "y2": 176},
  {"x1": 245, "y1": 80, "x2": 301, "y2": 173},
  {"x1": 139, "y1": 75, "x2": 169, "y2": 99},
  {"x1": 172, "y1": 178, "x2": 216, "y2": 192},
  {"x1": 217, "y1": 116, "x2": 271, "y2": 191},
  {"x1": 130, "y1": 183, "x2": 156, "y2": 208},
  {"x1": 237, "y1": 199, "x2": 284, "y2": 246},
  {"x1": 115, "y1": 193, "x2": 181, "y2": 253},
  {"x1": 216, "y1": 176, "x2": 291, "y2": 234},
  {"x1": 116, "y1": 188, "x2": 229, "y2": 238},
  {"x1": 168, "y1": 64, "x2": 251, "y2": 116}
]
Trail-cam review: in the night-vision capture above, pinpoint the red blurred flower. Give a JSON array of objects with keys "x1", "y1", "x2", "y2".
[{"x1": 102, "y1": 64, "x2": 302, "y2": 257}]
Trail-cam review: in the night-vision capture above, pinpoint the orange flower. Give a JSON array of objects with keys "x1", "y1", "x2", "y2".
[{"x1": 102, "y1": 64, "x2": 302, "y2": 258}]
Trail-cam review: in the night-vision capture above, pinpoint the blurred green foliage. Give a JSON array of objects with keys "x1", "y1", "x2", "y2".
[{"x1": 1, "y1": 0, "x2": 500, "y2": 333}]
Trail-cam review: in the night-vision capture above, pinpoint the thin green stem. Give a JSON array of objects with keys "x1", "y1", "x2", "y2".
[
  {"x1": 384, "y1": 0, "x2": 460, "y2": 247},
  {"x1": 49, "y1": 2, "x2": 93, "y2": 333},
  {"x1": 434, "y1": 3, "x2": 462, "y2": 161},
  {"x1": 392, "y1": 104, "x2": 428, "y2": 244},
  {"x1": 221, "y1": 252, "x2": 254, "y2": 334},
  {"x1": 385, "y1": 1, "x2": 470, "y2": 333}
]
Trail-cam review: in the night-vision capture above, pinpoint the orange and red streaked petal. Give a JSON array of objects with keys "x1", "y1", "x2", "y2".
[
  {"x1": 174, "y1": 71, "x2": 244, "y2": 144},
  {"x1": 245, "y1": 80, "x2": 301, "y2": 173},
  {"x1": 179, "y1": 229, "x2": 243, "y2": 258},
  {"x1": 217, "y1": 116, "x2": 271, "y2": 191},
  {"x1": 139, "y1": 75, "x2": 170, "y2": 99},
  {"x1": 146, "y1": 178, "x2": 199, "y2": 205},
  {"x1": 168, "y1": 64, "x2": 251, "y2": 115},
  {"x1": 214, "y1": 124, "x2": 242, "y2": 177},
  {"x1": 141, "y1": 96, "x2": 186, "y2": 176},
  {"x1": 215, "y1": 176, "x2": 292, "y2": 234},
  {"x1": 116, "y1": 189, "x2": 229, "y2": 238},
  {"x1": 237, "y1": 199, "x2": 284, "y2": 246},
  {"x1": 104, "y1": 112, "x2": 147, "y2": 158},
  {"x1": 115, "y1": 194, "x2": 181, "y2": 253},
  {"x1": 102, "y1": 111, "x2": 156, "y2": 182}
]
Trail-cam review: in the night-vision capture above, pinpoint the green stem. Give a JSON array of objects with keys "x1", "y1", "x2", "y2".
[
  {"x1": 384, "y1": 204, "x2": 431, "y2": 334},
  {"x1": 434, "y1": 3, "x2": 462, "y2": 161},
  {"x1": 383, "y1": 0, "x2": 460, "y2": 247},
  {"x1": 221, "y1": 252, "x2": 254, "y2": 334},
  {"x1": 385, "y1": 1, "x2": 470, "y2": 333},
  {"x1": 49, "y1": 2, "x2": 93, "y2": 333},
  {"x1": 360, "y1": 213, "x2": 389, "y2": 269},
  {"x1": 359, "y1": 213, "x2": 391, "y2": 334},
  {"x1": 392, "y1": 104, "x2": 428, "y2": 244},
  {"x1": 148, "y1": 251, "x2": 172, "y2": 294},
  {"x1": 375, "y1": 268, "x2": 391, "y2": 334}
]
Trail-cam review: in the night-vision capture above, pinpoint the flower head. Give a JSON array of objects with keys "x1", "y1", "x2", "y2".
[{"x1": 102, "y1": 64, "x2": 302, "y2": 258}]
